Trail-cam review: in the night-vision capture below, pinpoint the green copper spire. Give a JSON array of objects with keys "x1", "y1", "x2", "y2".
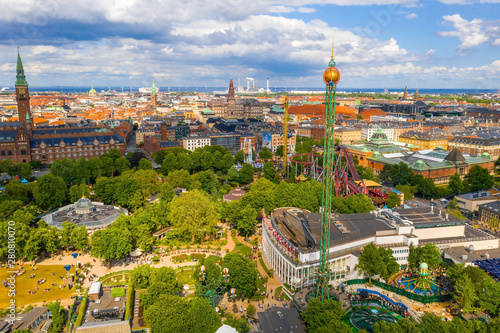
[
  {"x1": 152, "y1": 79, "x2": 156, "y2": 95},
  {"x1": 15, "y1": 50, "x2": 28, "y2": 87},
  {"x1": 26, "y1": 111, "x2": 31, "y2": 123}
]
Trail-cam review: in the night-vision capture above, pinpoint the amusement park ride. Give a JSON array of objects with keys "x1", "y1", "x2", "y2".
[
  {"x1": 196, "y1": 265, "x2": 235, "y2": 308},
  {"x1": 304, "y1": 40, "x2": 386, "y2": 302}
]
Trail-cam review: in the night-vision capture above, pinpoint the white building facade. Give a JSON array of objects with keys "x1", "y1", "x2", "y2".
[{"x1": 182, "y1": 136, "x2": 211, "y2": 152}]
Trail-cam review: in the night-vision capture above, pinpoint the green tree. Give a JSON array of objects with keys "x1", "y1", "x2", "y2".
[
  {"x1": 275, "y1": 145, "x2": 284, "y2": 157},
  {"x1": 60, "y1": 222, "x2": 77, "y2": 249},
  {"x1": 224, "y1": 313, "x2": 250, "y2": 333},
  {"x1": 159, "y1": 182, "x2": 176, "y2": 204},
  {"x1": 480, "y1": 282, "x2": 500, "y2": 317},
  {"x1": 259, "y1": 147, "x2": 273, "y2": 160},
  {"x1": 488, "y1": 216, "x2": 500, "y2": 230},
  {"x1": 226, "y1": 166, "x2": 239, "y2": 183},
  {"x1": 355, "y1": 243, "x2": 383, "y2": 284},
  {"x1": 448, "y1": 172, "x2": 465, "y2": 195},
  {"x1": 465, "y1": 165, "x2": 494, "y2": 191},
  {"x1": 263, "y1": 161, "x2": 277, "y2": 182},
  {"x1": 238, "y1": 163, "x2": 254, "y2": 184},
  {"x1": 408, "y1": 243, "x2": 441, "y2": 271},
  {"x1": 74, "y1": 157, "x2": 90, "y2": 184},
  {"x1": 69, "y1": 184, "x2": 90, "y2": 203},
  {"x1": 91, "y1": 227, "x2": 133, "y2": 263},
  {"x1": 166, "y1": 169, "x2": 192, "y2": 189},
  {"x1": 72, "y1": 226, "x2": 89, "y2": 250},
  {"x1": 301, "y1": 297, "x2": 349, "y2": 333},
  {"x1": 223, "y1": 252, "x2": 258, "y2": 299},
  {"x1": 168, "y1": 190, "x2": 220, "y2": 241},
  {"x1": 226, "y1": 202, "x2": 257, "y2": 236},
  {"x1": 378, "y1": 247, "x2": 399, "y2": 280},
  {"x1": 138, "y1": 158, "x2": 153, "y2": 170},
  {"x1": 0, "y1": 159, "x2": 15, "y2": 174},
  {"x1": 143, "y1": 294, "x2": 190, "y2": 333},
  {"x1": 239, "y1": 177, "x2": 277, "y2": 215},
  {"x1": 188, "y1": 298, "x2": 221, "y2": 333},
  {"x1": 395, "y1": 184, "x2": 416, "y2": 201},
  {"x1": 114, "y1": 156, "x2": 131, "y2": 175},
  {"x1": 5, "y1": 179, "x2": 28, "y2": 203},
  {"x1": 14, "y1": 162, "x2": 33, "y2": 179},
  {"x1": 94, "y1": 177, "x2": 118, "y2": 203},
  {"x1": 115, "y1": 179, "x2": 141, "y2": 207},
  {"x1": 35, "y1": 174, "x2": 68, "y2": 208},
  {"x1": 0, "y1": 200, "x2": 24, "y2": 220},
  {"x1": 234, "y1": 150, "x2": 245, "y2": 164},
  {"x1": 386, "y1": 192, "x2": 400, "y2": 208},
  {"x1": 453, "y1": 274, "x2": 478, "y2": 313},
  {"x1": 449, "y1": 197, "x2": 459, "y2": 210},
  {"x1": 246, "y1": 304, "x2": 256, "y2": 317}
]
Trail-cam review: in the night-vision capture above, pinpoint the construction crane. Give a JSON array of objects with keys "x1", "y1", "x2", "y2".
[{"x1": 283, "y1": 95, "x2": 289, "y2": 174}]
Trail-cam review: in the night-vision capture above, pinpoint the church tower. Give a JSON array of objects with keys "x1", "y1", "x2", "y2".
[
  {"x1": 227, "y1": 78, "x2": 236, "y2": 117},
  {"x1": 403, "y1": 83, "x2": 408, "y2": 100},
  {"x1": 228, "y1": 78, "x2": 235, "y2": 99},
  {"x1": 151, "y1": 80, "x2": 158, "y2": 107},
  {"x1": 15, "y1": 50, "x2": 32, "y2": 126}
]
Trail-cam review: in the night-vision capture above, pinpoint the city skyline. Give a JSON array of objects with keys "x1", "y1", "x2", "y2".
[{"x1": 0, "y1": 0, "x2": 499, "y2": 89}]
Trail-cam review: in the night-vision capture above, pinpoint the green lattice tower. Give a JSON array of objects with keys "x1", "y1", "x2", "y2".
[{"x1": 316, "y1": 50, "x2": 341, "y2": 302}]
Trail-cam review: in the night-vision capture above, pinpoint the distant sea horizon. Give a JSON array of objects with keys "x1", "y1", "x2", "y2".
[{"x1": 1, "y1": 86, "x2": 498, "y2": 95}]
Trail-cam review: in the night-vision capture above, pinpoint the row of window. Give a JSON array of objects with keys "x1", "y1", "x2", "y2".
[{"x1": 35, "y1": 147, "x2": 112, "y2": 160}]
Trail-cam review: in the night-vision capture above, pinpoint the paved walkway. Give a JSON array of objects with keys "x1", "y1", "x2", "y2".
[{"x1": 20, "y1": 232, "x2": 290, "y2": 323}]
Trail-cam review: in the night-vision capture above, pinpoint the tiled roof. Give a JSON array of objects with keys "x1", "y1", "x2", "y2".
[{"x1": 0, "y1": 130, "x2": 19, "y2": 142}]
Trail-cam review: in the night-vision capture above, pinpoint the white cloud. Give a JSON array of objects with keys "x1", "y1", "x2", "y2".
[
  {"x1": 405, "y1": 13, "x2": 418, "y2": 19},
  {"x1": 0, "y1": 0, "x2": 420, "y2": 26},
  {"x1": 438, "y1": 14, "x2": 490, "y2": 49}
]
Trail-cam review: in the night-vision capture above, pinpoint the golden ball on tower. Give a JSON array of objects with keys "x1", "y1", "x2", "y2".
[{"x1": 323, "y1": 66, "x2": 340, "y2": 85}]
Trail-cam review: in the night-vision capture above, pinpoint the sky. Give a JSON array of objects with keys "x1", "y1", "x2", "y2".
[{"x1": 0, "y1": 0, "x2": 499, "y2": 90}]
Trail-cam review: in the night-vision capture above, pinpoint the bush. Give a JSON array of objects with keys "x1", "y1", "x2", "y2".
[
  {"x1": 151, "y1": 256, "x2": 159, "y2": 262},
  {"x1": 124, "y1": 281, "x2": 135, "y2": 321},
  {"x1": 75, "y1": 289, "x2": 89, "y2": 328},
  {"x1": 172, "y1": 254, "x2": 188, "y2": 262},
  {"x1": 191, "y1": 253, "x2": 206, "y2": 261},
  {"x1": 111, "y1": 287, "x2": 126, "y2": 297}
]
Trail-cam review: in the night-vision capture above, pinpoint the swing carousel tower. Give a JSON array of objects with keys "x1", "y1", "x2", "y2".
[{"x1": 316, "y1": 42, "x2": 341, "y2": 302}]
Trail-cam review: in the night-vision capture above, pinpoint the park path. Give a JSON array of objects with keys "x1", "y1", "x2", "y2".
[{"x1": 13, "y1": 231, "x2": 294, "y2": 332}]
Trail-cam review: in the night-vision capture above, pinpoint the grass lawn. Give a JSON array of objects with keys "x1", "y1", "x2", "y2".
[
  {"x1": 274, "y1": 286, "x2": 291, "y2": 301},
  {"x1": 231, "y1": 236, "x2": 253, "y2": 256},
  {"x1": 0, "y1": 264, "x2": 77, "y2": 309},
  {"x1": 110, "y1": 287, "x2": 126, "y2": 297},
  {"x1": 176, "y1": 269, "x2": 196, "y2": 287}
]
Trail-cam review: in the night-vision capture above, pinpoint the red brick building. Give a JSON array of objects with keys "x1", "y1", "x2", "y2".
[{"x1": 0, "y1": 52, "x2": 125, "y2": 165}]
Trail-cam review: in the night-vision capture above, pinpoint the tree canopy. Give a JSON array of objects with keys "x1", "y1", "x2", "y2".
[{"x1": 168, "y1": 190, "x2": 220, "y2": 241}]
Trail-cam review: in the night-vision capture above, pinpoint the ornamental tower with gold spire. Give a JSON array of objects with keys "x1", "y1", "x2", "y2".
[{"x1": 317, "y1": 39, "x2": 340, "y2": 302}]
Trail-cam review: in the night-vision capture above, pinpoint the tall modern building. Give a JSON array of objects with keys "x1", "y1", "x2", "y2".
[{"x1": 0, "y1": 51, "x2": 125, "y2": 164}]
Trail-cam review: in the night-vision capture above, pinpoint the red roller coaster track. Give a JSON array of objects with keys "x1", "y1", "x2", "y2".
[{"x1": 290, "y1": 145, "x2": 388, "y2": 204}]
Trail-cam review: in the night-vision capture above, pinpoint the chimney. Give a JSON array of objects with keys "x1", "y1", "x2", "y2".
[{"x1": 161, "y1": 123, "x2": 167, "y2": 140}]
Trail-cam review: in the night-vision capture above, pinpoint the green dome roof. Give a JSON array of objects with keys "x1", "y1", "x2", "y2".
[
  {"x1": 435, "y1": 145, "x2": 444, "y2": 150},
  {"x1": 420, "y1": 262, "x2": 428, "y2": 270},
  {"x1": 412, "y1": 160, "x2": 427, "y2": 169},
  {"x1": 371, "y1": 151, "x2": 382, "y2": 159},
  {"x1": 75, "y1": 197, "x2": 92, "y2": 210},
  {"x1": 89, "y1": 86, "x2": 97, "y2": 94},
  {"x1": 481, "y1": 152, "x2": 491, "y2": 159},
  {"x1": 370, "y1": 127, "x2": 389, "y2": 143}
]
